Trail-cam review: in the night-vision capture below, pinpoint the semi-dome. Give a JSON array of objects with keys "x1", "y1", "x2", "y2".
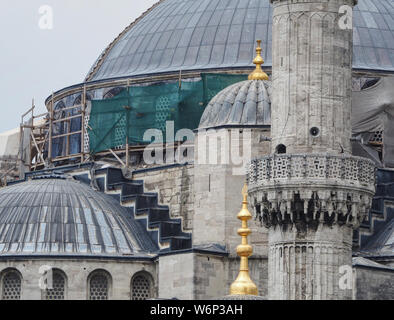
[
  {"x1": 0, "y1": 177, "x2": 157, "y2": 258},
  {"x1": 86, "y1": 0, "x2": 394, "y2": 82},
  {"x1": 199, "y1": 79, "x2": 271, "y2": 129}
]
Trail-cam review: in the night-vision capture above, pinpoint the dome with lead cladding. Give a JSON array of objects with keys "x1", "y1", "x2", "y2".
[
  {"x1": 86, "y1": 0, "x2": 394, "y2": 82},
  {"x1": 0, "y1": 178, "x2": 158, "y2": 257},
  {"x1": 199, "y1": 80, "x2": 271, "y2": 129}
]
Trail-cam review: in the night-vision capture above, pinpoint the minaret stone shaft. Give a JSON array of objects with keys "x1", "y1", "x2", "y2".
[
  {"x1": 247, "y1": 0, "x2": 376, "y2": 300},
  {"x1": 270, "y1": 0, "x2": 356, "y2": 155}
]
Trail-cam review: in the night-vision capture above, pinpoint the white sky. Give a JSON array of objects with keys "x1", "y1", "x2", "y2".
[{"x1": 0, "y1": 0, "x2": 157, "y2": 132}]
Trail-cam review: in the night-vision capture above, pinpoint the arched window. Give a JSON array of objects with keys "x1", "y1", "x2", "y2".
[
  {"x1": 103, "y1": 87, "x2": 126, "y2": 100},
  {"x1": 73, "y1": 93, "x2": 92, "y2": 155},
  {"x1": 276, "y1": 144, "x2": 287, "y2": 154},
  {"x1": 43, "y1": 269, "x2": 67, "y2": 300},
  {"x1": 52, "y1": 100, "x2": 67, "y2": 158},
  {"x1": 73, "y1": 93, "x2": 92, "y2": 109},
  {"x1": 361, "y1": 77, "x2": 380, "y2": 90},
  {"x1": 88, "y1": 270, "x2": 111, "y2": 300},
  {"x1": 131, "y1": 272, "x2": 153, "y2": 300},
  {"x1": 1, "y1": 269, "x2": 22, "y2": 300}
]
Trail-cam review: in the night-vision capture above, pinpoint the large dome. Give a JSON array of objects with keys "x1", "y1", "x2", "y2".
[
  {"x1": 0, "y1": 177, "x2": 157, "y2": 258},
  {"x1": 86, "y1": 0, "x2": 394, "y2": 82}
]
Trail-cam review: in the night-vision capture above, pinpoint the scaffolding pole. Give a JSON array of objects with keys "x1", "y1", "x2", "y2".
[
  {"x1": 81, "y1": 84, "x2": 87, "y2": 163},
  {"x1": 48, "y1": 93, "x2": 54, "y2": 163}
]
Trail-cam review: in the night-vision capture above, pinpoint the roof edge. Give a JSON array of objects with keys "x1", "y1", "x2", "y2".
[
  {"x1": 0, "y1": 254, "x2": 156, "y2": 262},
  {"x1": 353, "y1": 257, "x2": 394, "y2": 271}
]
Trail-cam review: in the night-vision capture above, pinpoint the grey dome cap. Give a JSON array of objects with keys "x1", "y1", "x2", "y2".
[
  {"x1": 86, "y1": 0, "x2": 394, "y2": 82},
  {"x1": 0, "y1": 178, "x2": 158, "y2": 258},
  {"x1": 199, "y1": 80, "x2": 271, "y2": 129}
]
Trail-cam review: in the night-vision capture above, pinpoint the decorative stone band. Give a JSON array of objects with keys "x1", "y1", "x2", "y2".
[
  {"x1": 247, "y1": 154, "x2": 376, "y2": 229},
  {"x1": 248, "y1": 154, "x2": 375, "y2": 190}
]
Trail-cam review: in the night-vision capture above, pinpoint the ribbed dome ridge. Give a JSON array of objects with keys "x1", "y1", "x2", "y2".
[
  {"x1": 199, "y1": 80, "x2": 271, "y2": 129},
  {"x1": 0, "y1": 178, "x2": 157, "y2": 257}
]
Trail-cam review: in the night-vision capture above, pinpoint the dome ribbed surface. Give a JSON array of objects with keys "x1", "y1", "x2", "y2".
[
  {"x1": 87, "y1": 0, "x2": 394, "y2": 82},
  {"x1": 199, "y1": 80, "x2": 271, "y2": 129},
  {"x1": 0, "y1": 178, "x2": 157, "y2": 257}
]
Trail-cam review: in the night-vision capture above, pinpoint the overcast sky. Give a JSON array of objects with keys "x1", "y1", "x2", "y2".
[{"x1": 0, "y1": 0, "x2": 157, "y2": 132}]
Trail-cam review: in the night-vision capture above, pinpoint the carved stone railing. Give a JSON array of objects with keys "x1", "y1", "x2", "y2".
[
  {"x1": 247, "y1": 154, "x2": 375, "y2": 192},
  {"x1": 247, "y1": 154, "x2": 376, "y2": 229}
]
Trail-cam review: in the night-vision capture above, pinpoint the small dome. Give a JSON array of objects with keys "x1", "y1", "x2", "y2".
[
  {"x1": 0, "y1": 178, "x2": 157, "y2": 257},
  {"x1": 199, "y1": 79, "x2": 271, "y2": 129}
]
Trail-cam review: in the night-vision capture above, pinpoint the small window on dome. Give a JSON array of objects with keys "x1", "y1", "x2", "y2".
[
  {"x1": 361, "y1": 78, "x2": 380, "y2": 90},
  {"x1": 310, "y1": 127, "x2": 320, "y2": 137},
  {"x1": 43, "y1": 269, "x2": 66, "y2": 300},
  {"x1": 103, "y1": 87, "x2": 126, "y2": 100},
  {"x1": 88, "y1": 270, "x2": 111, "y2": 300},
  {"x1": 369, "y1": 130, "x2": 383, "y2": 145},
  {"x1": 1, "y1": 269, "x2": 22, "y2": 300},
  {"x1": 131, "y1": 272, "x2": 153, "y2": 300},
  {"x1": 276, "y1": 144, "x2": 286, "y2": 154}
]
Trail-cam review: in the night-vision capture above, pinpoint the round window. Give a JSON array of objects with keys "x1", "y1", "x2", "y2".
[{"x1": 310, "y1": 127, "x2": 320, "y2": 137}]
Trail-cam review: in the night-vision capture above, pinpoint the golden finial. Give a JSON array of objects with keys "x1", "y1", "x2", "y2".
[
  {"x1": 248, "y1": 40, "x2": 269, "y2": 81},
  {"x1": 230, "y1": 183, "x2": 259, "y2": 296}
]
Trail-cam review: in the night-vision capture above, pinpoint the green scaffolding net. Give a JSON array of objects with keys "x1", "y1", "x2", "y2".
[{"x1": 88, "y1": 73, "x2": 248, "y2": 154}]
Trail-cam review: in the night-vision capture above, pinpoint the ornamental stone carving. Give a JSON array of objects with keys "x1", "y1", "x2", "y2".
[{"x1": 247, "y1": 154, "x2": 375, "y2": 230}]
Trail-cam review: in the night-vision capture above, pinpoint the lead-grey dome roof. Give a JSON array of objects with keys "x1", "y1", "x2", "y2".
[
  {"x1": 86, "y1": 0, "x2": 394, "y2": 82},
  {"x1": 199, "y1": 80, "x2": 271, "y2": 129},
  {"x1": 0, "y1": 178, "x2": 157, "y2": 258}
]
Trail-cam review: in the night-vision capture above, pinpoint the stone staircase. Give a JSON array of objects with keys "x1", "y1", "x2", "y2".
[
  {"x1": 73, "y1": 167, "x2": 192, "y2": 253},
  {"x1": 354, "y1": 169, "x2": 394, "y2": 250}
]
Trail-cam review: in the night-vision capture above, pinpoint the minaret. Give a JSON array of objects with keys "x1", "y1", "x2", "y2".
[{"x1": 247, "y1": 0, "x2": 376, "y2": 300}]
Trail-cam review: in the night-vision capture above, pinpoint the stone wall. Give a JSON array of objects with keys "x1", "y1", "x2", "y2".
[
  {"x1": 193, "y1": 128, "x2": 271, "y2": 254},
  {"x1": 133, "y1": 128, "x2": 271, "y2": 252},
  {"x1": 158, "y1": 253, "x2": 195, "y2": 300},
  {"x1": 0, "y1": 259, "x2": 156, "y2": 300},
  {"x1": 354, "y1": 267, "x2": 394, "y2": 300},
  {"x1": 158, "y1": 252, "x2": 268, "y2": 300},
  {"x1": 194, "y1": 254, "x2": 227, "y2": 299},
  {"x1": 133, "y1": 164, "x2": 194, "y2": 231}
]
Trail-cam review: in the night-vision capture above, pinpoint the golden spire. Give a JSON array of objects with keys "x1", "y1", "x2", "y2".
[
  {"x1": 230, "y1": 183, "x2": 258, "y2": 296},
  {"x1": 248, "y1": 40, "x2": 269, "y2": 81}
]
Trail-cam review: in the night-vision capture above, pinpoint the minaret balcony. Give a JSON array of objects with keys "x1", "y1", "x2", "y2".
[{"x1": 247, "y1": 154, "x2": 376, "y2": 230}]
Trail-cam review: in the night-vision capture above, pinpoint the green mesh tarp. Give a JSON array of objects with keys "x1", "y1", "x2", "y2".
[
  {"x1": 88, "y1": 90, "x2": 130, "y2": 153},
  {"x1": 129, "y1": 82, "x2": 180, "y2": 143},
  {"x1": 202, "y1": 73, "x2": 248, "y2": 104},
  {"x1": 88, "y1": 73, "x2": 248, "y2": 154}
]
